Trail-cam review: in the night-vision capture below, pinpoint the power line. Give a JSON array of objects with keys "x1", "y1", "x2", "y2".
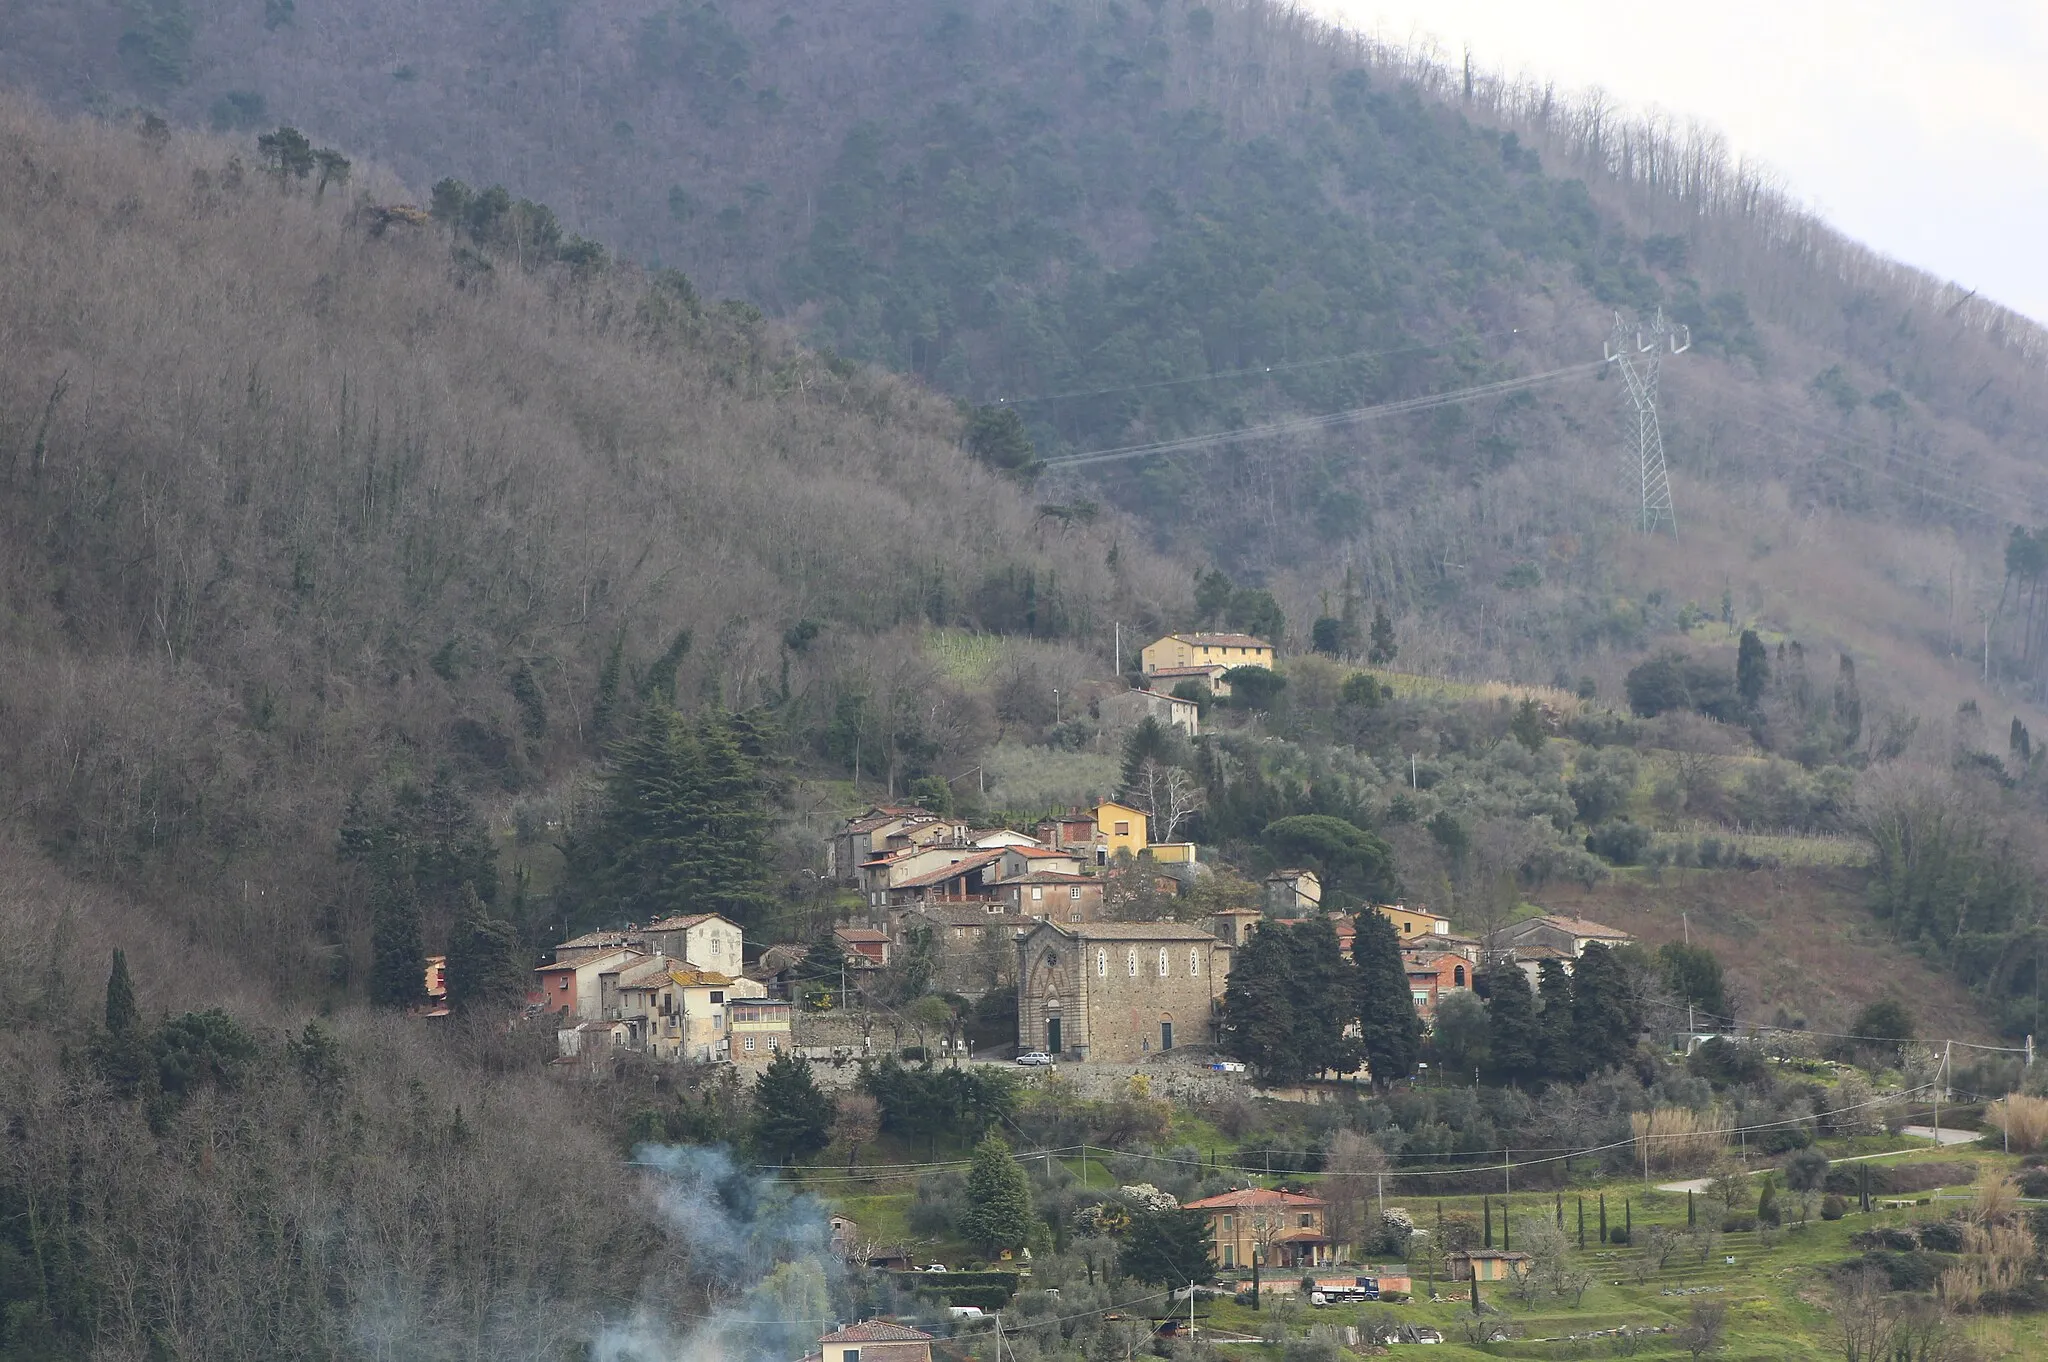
[
  {"x1": 1040, "y1": 362, "x2": 1601, "y2": 470},
  {"x1": 990, "y1": 327, "x2": 1531, "y2": 406}
]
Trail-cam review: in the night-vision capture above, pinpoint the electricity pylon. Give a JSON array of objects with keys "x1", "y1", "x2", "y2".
[{"x1": 1604, "y1": 309, "x2": 1689, "y2": 536}]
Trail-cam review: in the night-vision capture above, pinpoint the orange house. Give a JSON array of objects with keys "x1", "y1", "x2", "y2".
[{"x1": 1183, "y1": 1188, "x2": 1332, "y2": 1270}]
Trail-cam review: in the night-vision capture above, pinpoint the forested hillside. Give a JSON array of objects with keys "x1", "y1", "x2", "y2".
[{"x1": 12, "y1": 0, "x2": 2048, "y2": 714}]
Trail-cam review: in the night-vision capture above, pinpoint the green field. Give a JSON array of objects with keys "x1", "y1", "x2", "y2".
[{"x1": 813, "y1": 1133, "x2": 2034, "y2": 1360}]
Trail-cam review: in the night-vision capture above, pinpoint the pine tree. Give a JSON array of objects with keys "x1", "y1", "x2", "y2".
[
  {"x1": 959, "y1": 1134, "x2": 1034, "y2": 1254},
  {"x1": 445, "y1": 888, "x2": 528, "y2": 1014},
  {"x1": 1122, "y1": 1207, "x2": 1217, "y2": 1286},
  {"x1": 1352, "y1": 908, "x2": 1420, "y2": 1090},
  {"x1": 1289, "y1": 917, "x2": 1363, "y2": 1077},
  {"x1": 369, "y1": 879, "x2": 426, "y2": 1008},
  {"x1": 751, "y1": 1052, "x2": 834, "y2": 1165},
  {"x1": 1481, "y1": 965, "x2": 1542, "y2": 1086},
  {"x1": 1368, "y1": 606, "x2": 1397, "y2": 665}
]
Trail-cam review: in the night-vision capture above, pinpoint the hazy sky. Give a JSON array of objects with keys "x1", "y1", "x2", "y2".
[{"x1": 1313, "y1": 1, "x2": 2048, "y2": 325}]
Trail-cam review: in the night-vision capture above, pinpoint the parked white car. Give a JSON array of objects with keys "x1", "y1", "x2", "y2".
[
  {"x1": 920, "y1": 1263, "x2": 949, "y2": 1273},
  {"x1": 1015, "y1": 1050, "x2": 1054, "y2": 1066}
]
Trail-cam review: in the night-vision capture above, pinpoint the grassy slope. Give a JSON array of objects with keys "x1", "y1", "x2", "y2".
[
  {"x1": 828, "y1": 1137, "x2": 2031, "y2": 1359},
  {"x1": 1534, "y1": 868, "x2": 1993, "y2": 1044}
]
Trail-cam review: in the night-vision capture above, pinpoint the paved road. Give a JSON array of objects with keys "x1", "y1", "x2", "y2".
[{"x1": 1655, "y1": 1125, "x2": 1984, "y2": 1192}]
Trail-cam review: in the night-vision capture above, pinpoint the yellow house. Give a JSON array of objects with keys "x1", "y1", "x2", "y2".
[
  {"x1": 1141, "y1": 632, "x2": 1276, "y2": 676},
  {"x1": 1372, "y1": 903, "x2": 1452, "y2": 940},
  {"x1": 1094, "y1": 800, "x2": 1149, "y2": 860},
  {"x1": 1145, "y1": 842, "x2": 1197, "y2": 864},
  {"x1": 727, "y1": 997, "x2": 793, "y2": 1063}
]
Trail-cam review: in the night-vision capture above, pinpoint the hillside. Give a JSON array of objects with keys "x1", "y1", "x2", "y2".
[
  {"x1": 10, "y1": 0, "x2": 2048, "y2": 723},
  {"x1": 0, "y1": 97, "x2": 1182, "y2": 984}
]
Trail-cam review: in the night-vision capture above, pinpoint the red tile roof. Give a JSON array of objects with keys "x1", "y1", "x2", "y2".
[
  {"x1": 1183, "y1": 1187, "x2": 1328, "y2": 1210},
  {"x1": 1166, "y1": 632, "x2": 1273, "y2": 648},
  {"x1": 819, "y1": 1320, "x2": 934, "y2": 1344}
]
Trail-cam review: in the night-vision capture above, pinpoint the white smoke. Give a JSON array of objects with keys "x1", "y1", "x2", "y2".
[{"x1": 590, "y1": 1144, "x2": 843, "y2": 1362}]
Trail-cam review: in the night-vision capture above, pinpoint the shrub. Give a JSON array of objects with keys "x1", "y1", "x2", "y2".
[
  {"x1": 1821, "y1": 1195, "x2": 1847, "y2": 1221},
  {"x1": 1782, "y1": 1148, "x2": 1830, "y2": 1193},
  {"x1": 1988, "y1": 1094, "x2": 2048, "y2": 1154},
  {"x1": 2018, "y1": 1170, "x2": 2048, "y2": 1199},
  {"x1": 1609, "y1": 1226, "x2": 1631, "y2": 1245},
  {"x1": 1585, "y1": 819, "x2": 1653, "y2": 866},
  {"x1": 1721, "y1": 1214, "x2": 1757, "y2": 1233},
  {"x1": 1916, "y1": 1220, "x2": 1966, "y2": 1253}
]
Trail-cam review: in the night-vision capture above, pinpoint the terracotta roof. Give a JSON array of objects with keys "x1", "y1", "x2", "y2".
[
  {"x1": 1265, "y1": 868, "x2": 1316, "y2": 881},
  {"x1": 1183, "y1": 1187, "x2": 1328, "y2": 1210},
  {"x1": 1164, "y1": 632, "x2": 1273, "y2": 648},
  {"x1": 995, "y1": 871, "x2": 1098, "y2": 885},
  {"x1": 834, "y1": 928, "x2": 890, "y2": 943},
  {"x1": 888, "y1": 850, "x2": 1004, "y2": 889},
  {"x1": 645, "y1": 913, "x2": 725, "y2": 931},
  {"x1": 1454, "y1": 1250, "x2": 1533, "y2": 1261},
  {"x1": 1006, "y1": 845, "x2": 1077, "y2": 859},
  {"x1": 1118, "y1": 688, "x2": 1194, "y2": 704},
  {"x1": 1509, "y1": 944, "x2": 1575, "y2": 961},
  {"x1": 555, "y1": 931, "x2": 642, "y2": 951},
  {"x1": 1148, "y1": 663, "x2": 1230, "y2": 678},
  {"x1": 1520, "y1": 914, "x2": 1634, "y2": 939},
  {"x1": 819, "y1": 1320, "x2": 934, "y2": 1344},
  {"x1": 1043, "y1": 921, "x2": 1222, "y2": 942}
]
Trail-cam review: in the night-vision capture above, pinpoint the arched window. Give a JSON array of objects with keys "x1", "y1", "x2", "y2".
[
  {"x1": 1159, "y1": 947, "x2": 1171, "y2": 977},
  {"x1": 1191, "y1": 948, "x2": 1201, "y2": 976},
  {"x1": 1096, "y1": 948, "x2": 1108, "y2": 978},
  {"x1": 1127, "y1": 948, "x2": 1138, "y2": 977},
  {"x1": 1454, "y1": 965, "x2": 1467, "y2": 986}
]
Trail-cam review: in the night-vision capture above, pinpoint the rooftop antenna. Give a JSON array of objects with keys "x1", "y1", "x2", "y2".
[{"x1": 1604, "y1": 309, "x2": 1688, "y2": 536}]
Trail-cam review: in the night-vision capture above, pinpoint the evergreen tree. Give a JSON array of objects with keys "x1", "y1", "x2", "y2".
[
  {"x1": 751, "y1": 1052, "x2": 834, "y2": 1165},
  {"x1": 1367, "y1": 606, "x2": 1397, "y2": 665},
  {"x1": 94, "y1": 949, "x2": 150, "y2": 1097},
  {"x1": 1736, "y1": 629, "x2": 1770, "y2": 709},
  {"x1": 1510, "y1": 697, "x2": 1546, "y2": 753},
  {"x1": 1120, "y1": 716, "x2": 1182, "y2": 792},
  {"x1": 1310, "y1": 615, "x2": 1343, "y2": 655},
  {"x1": 1219, "y1": 920, "x2": 1361, "y2": 1080},
  {"x1": 368, "y1": 878, "x2": 426, "y2": 1008},
  {"x1": 1658, "y1": 942, "x2": 1727, "y2": 1019},
  {"x1": 568, "y1": 706, "x2": 774, "y2": 929},
  {"x1": 1568, "y1": 945, "x2": 1640, "y2": 1076},
  {"x1": 1534, "y1": 957, "x2": 1578, "y2": 1081},
  {"x1": 1122, "y1": 1207, "x2": 1216, "y2": 1286},
  {"x1": 104, "y1": 948, "x2": 138, "y2": 1035},
  {"x1": 1481, "y1": 965, "x2": 1541, "y2": 1086},
  {"x1": 1222, "y1": 924, "x2": 1310, "y2": 1083},
  {"x1": 591, "y1": 627, "x2": 627, "y2": 742},
  {"x1": 959, "y1": 1134, "x2": 1034, "y2": 1254},
  {"x1": 963, "y1": 406, "x2": 1039, "y2": 479},
  {"x1": 445, "y1": 888, "x2": 528, "y2": 1014},
  {"x1": 1352, "y1": 908, "x2": 1420, "y2": 1090}
]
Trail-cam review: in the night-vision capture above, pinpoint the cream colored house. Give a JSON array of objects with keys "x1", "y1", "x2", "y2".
[{"x1": 1141, "y1": 632, "x2": 1276, "y2": 674}]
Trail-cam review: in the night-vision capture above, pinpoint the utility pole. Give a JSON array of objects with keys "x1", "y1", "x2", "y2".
[
  {"x1": 1605, "y1": 309, "x2": 1688, "y2": 537},
  {"x1": 1115, "y1": 622, "x2": 1122, "y2": 677}
]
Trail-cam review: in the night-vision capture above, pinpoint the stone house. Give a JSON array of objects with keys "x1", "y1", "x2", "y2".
[
  {"x1": 639, "y1": 913, "x2": 744, "y2": 975},
  {"x1": 1372, "y1": 903, "x2": 1453, "y2": 940},
  {"x1": 998, "y1": 871, "x2": 1105, "y2": 922},
  {"x1": 1263, "y1": 868, "x2": 1322, "y2": 914},
  {"x1": 1015, "y1": 921, "x2": 1231, "y2": 1062},
  {"x1": 1401, "y1": 950, "x2": 1472, "y2": 1023},
  {"x1": 1491, "y1": 914, "x2": 1635, "y2": 958},
  {"x1": 1099, "y1": 686, "x2": 1201, "y2": 737},
  {"x1": 1140, "y1": 631, "x2": 1276, "y2": 675}
]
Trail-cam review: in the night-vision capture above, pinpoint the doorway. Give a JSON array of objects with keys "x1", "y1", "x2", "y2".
[
  {"x1": 1160, "y1": 1020, "x2": 1173, "y2": 1052},
  {"x1": 1047, "y1": 1017, "x2": 1062, "y2": 1054}
]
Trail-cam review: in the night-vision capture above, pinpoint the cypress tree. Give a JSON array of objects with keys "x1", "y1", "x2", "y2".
[
  {"x1": 1736, "y1": 628, "x2": 1770, "y2": 709},
  {"x1": 1578, "y1": 1196, "x2": 1585, "y2": 1249},
  {"x1": 1599, "y1": 1193, "x2": 1607, "y2": 1244},
  {"x1": 1482, "y1": 965, "x2": 1542, "y2": 1086},
  {"x1": 1535, "y1": 957, "x2": 1577, "y2": 1081},
  {"x1": 1569, "y1": 945, "x2": 1641, "y2": 1076},
  {"x1": 1291, "y1": 917, "x2": 1364, "y2": 1077},
  {"x1": 1687, "y1": 1190, "x2": 1695, "y2": 1227},
  {"x1": 104, "y1": 949, "x2": 138, "y2": 1035},
  {"x1": 1483, "y1": 1196, "x2": 1492, "y2": 1248},
  {"x1": 960, "y1": 1134, "x2": 1035, "y2": 1255},
  {"x1": 1368, "y1": 606, "x2": 1397, "y2": 665},
  {"x1": 1353, "y1": 908, "x2": 1421, "y2": 1090}
]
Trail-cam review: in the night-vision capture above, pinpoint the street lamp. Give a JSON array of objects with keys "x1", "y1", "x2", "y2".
[{"x1": 1052, "y1": 688, "x2": 1061, "y2": 724}]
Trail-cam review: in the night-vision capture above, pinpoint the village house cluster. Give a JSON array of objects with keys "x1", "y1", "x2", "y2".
[{"x1": 522, "y1": 633, "x2": 1634, "y2": 1076}]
